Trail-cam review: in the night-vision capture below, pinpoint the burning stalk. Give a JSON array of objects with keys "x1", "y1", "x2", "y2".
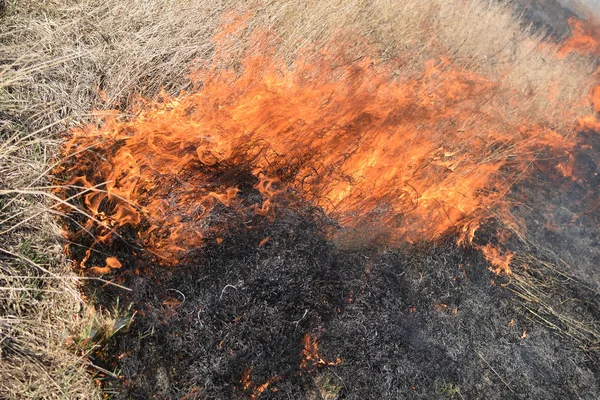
[
  {"x1": 58, "y1": 22, "x2": 589, "y2": 270},
  {"x1": 299, "y1": 333, "x2": 342, "y2": 372}
]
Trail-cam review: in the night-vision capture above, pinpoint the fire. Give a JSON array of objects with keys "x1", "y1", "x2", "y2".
[
  {"x1": 236, "y1": 333, "x2": 337, "y2": 396},
  {"x1": 559, "y1": 17, "x2": 600, "y2": 57},
  {"x1": 299, "y1": 333, "x2": 341, "y2": 371},
  {"x1": 560, "y1": 16, "x2": 600, "y2": 132},
  {"x1": 478, "y1": 244, "x2": 513, "y2": 276},
  {"x1": 61, "y1": 19, "x2": 585, "y2": 267},
  {"x1": 88, "y1": 256, "x2": 122, "y2": 275},
  {"x1": 239, "y1": 368, "x2": 281, "y2": 399}
]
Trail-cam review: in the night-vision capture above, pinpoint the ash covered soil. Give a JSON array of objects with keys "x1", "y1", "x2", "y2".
[
  {"x1": 76, "y1": 206, "x2": 587, "y2": 400},
  {"x1": 83, "y1": 199, "x2": 600, "y2": 399}
]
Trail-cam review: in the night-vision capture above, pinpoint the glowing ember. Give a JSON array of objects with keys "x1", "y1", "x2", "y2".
[
  {"x1": 300, "y1": 333, "x2": 341, "y2": 371},
  {"x1": 61, "y1": 21, "x2": 584, "y2": 267},
  {"x1": 240, "y1": 368, "x2": 281, "y2": 399},
  {"x1": 241, "y1": 368, "x2": 251, "y2": 390}
]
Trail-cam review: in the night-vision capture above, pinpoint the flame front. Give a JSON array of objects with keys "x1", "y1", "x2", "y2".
[
  {"x1": 559, "y1": 17, "x2": 600, "y2": 57},
  {"x1": 62, "y1": 25, "x2": 585, "y2": 265}
]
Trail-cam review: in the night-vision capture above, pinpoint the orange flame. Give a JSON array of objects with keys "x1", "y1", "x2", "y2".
[
  {"x1": 240, "y1": 368, "x2": 281, "y2": 399},
  {"x1": 559, "y1": 17, "x2": 600, "y2": 58},
  {"x1": 299, "y1": 333, "x2": 341, "y2": 371},
  {"x1": 478, "y1": 244, "x2": 513, "y2": 276},
  {"x1": 62, "y1": 23, "x2": 581, "y2": 265},
  {"x1": 560, "y1": 16, "x2": 600, "y2": 132},
  {"x1": 88, "y1": 256, "x2": 122, "y2": 275}
]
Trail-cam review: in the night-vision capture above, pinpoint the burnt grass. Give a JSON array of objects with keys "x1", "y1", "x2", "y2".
[
  {"x1": 74, "y1": 185, "x2": 600, "y2": 399},
  {"x1": 510, "y1": 127, "x2": 600, "y2": 289}
]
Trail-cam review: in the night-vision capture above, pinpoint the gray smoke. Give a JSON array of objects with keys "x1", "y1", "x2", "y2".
[{"x1": 559, "y1": 0, "x2": 600, "y2": 18}]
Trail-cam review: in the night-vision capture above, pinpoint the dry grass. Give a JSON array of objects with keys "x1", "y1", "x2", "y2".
[
  {"x1": 510, "y1": 251, "x2": 600, "y2": 355},
  {"x1": 258, "y1": 0, "x2": 594, "y2": 132},
  {"x1": 0, "y1": 78, "x2": 99, "y2": 397},
  {"x1": 2, "y1": 0, "x2": 594, "y2": 123},
  {"x1": 0, "y1": 0, "x2": 597, "y2": 398}
]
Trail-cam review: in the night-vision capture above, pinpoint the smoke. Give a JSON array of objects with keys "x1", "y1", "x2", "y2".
[{"x1": 560, "y1": 0, "x2": 600, "y2": 19}]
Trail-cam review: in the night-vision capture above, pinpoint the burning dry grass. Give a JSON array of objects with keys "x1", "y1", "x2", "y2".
[
  {"x1": 60, "y1": 3, "x2": 598, "y2": 264},
  {"x1": 0, "y1": 0, "x2": 599, "y2": 398}
]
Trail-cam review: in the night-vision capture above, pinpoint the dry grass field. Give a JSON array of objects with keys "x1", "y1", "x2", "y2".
[{"x1": 0, "y1": 0, "x2": 598, "y2": 398}]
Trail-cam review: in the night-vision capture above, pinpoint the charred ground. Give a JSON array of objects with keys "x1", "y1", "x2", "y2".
[
  {"x1": 510, "y1": 127, "x2": 600, "y2": 288},
  {"x1": 2, "y1": 0, "x2": 600, "y2": 399},
  {"x1": 72, "y1": 180, "x2": 600, "y2": 399}
]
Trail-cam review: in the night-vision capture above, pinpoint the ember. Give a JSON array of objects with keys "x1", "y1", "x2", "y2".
[
  {"x1": 299, "y1": 333, "x2": 342, "y2": 371},
  {"x1": 239, "y1": 368, "x2": 281, "y2": 399}
]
